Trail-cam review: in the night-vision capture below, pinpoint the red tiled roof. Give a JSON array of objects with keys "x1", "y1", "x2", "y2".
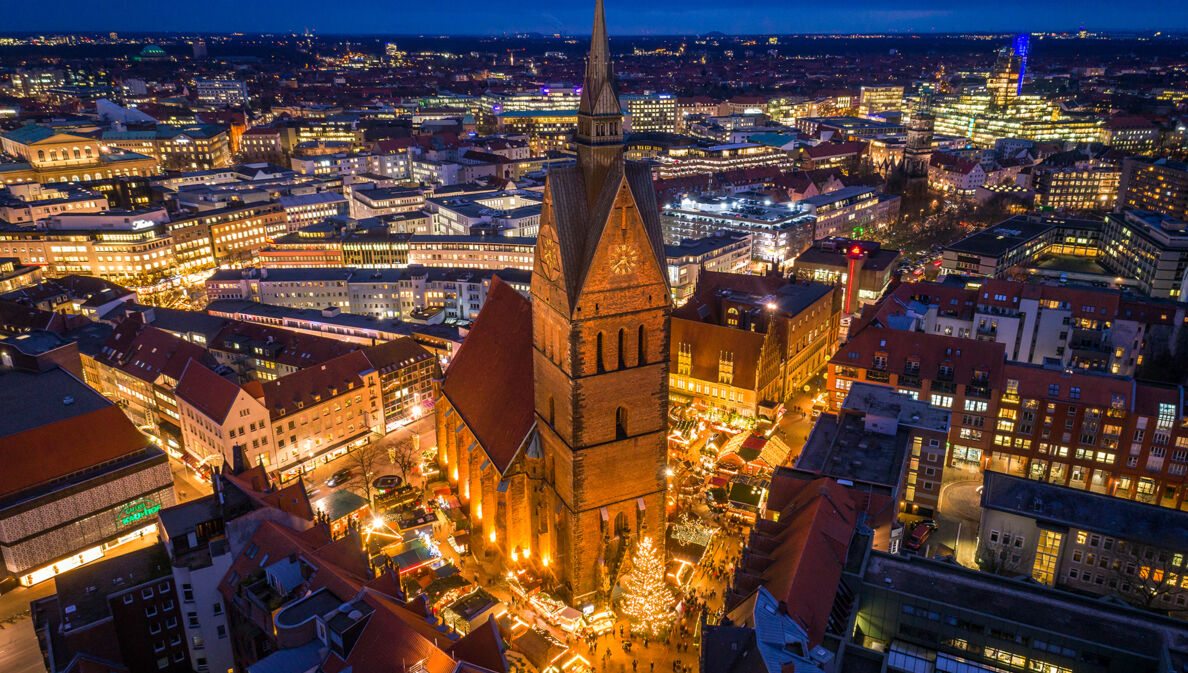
[
  {"x1": 441, "y1": 276, "x2": 534, "y2": 474},
  {"x1": 96, "y1": 318, "x2": 211, "y2": 384},
  {"x1": 211, "y1": 321, "x2": 359, "y2": 371},
  {"x1": 835, "y1": 322, "x2": 1007, "y2": 387},
  {"x1": 671, "y1": 318, "x2": 765, "y2": 391},
  {"x1": 260, "y1": 350, "x2": 375, "y2": 420},
  {"x1": 174, "y1": 360, "x2": 242, "y2": 424},
  {"x1": 0, "y1": 404, "x2": 148, "y2": 498},
  {"x1": 447, "y1": 618, "x2": 509, "y2": 673},
  {"x1": 735, "y1": 476, "x2": 857, "y2": 645}
]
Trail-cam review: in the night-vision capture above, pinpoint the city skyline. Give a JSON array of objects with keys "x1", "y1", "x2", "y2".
[{"x1": 2, "y1": 0, "x2": 1185, "y2": 36}]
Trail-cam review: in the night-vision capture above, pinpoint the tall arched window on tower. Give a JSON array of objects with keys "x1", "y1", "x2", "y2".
[
  {"x1": 596, "y1": 332, "x2": 605, "y2": 373},
  {"x1": 615, "y1": 406, "x2": 628, "y2": 440},
  {"x1": 637, "y1": 325, "x2": 647, "y2": 366},
  {"x1": 617, "y1": 328, "x2": 626, "y2": 370},
  {"x1": 547, "y1": 396, "x2": 555, "y2": 427}
]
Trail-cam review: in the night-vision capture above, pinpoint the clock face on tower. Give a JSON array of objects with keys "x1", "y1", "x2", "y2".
[
  {"x1": 538, "y1": 234, "x2": 561, "y2": 280},
  {"x1": 610, "y1": 243, "x2": 639, "y2": 275}
]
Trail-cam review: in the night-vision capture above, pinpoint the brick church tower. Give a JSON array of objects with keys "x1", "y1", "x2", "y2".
[{"x1": 530, "y1": 0, "x2": 671, "y2": 603}]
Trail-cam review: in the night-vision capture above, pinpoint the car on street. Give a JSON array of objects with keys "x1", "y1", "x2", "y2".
[
  {"x1": 905, "y1": 520, "x2": 937, "y2": 551},
  {"x1": 326, "y1": 468, "x2": 354, "y2": 487}
]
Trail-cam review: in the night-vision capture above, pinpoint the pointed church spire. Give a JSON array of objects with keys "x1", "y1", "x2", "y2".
[
  {"x1": 575, "y1": 0, "x2": 623, "y2": 206},
  {"x1": 584, "y1": 0, "x2": 613, "y2": 98}
]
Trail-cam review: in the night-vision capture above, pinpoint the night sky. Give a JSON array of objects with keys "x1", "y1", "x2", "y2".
[{"x1": 2, "y1": 0, "x2": 1183, "y2": 35}]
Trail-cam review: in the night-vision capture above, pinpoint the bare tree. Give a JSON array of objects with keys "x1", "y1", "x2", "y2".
[
  {"x1": 388, "y1": 434, "x2": 419, "y2": 485},
  {"x1": 1105, "y1": 546, "x2": 1188, "y2": 615},
  {"x1": 345, "y1": 441, "x2": 387, "y2": 507},
  {"x1": 977, "y1": 530, "x2": 1028, "y2": 577}
]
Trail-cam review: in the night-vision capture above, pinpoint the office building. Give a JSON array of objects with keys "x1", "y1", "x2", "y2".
[
  {"x1": 1120, "y1": 157, "x2": 1188, "y2": 221},
  {"x1": 859, "y1": 85, "x2": 905, "y2": 115},
  {"x1": 1100, "y1": 210, "x2": 1188, "y2": 299},
  {"x1": 662, "y1": 195, "x2": 816, "y2": 267},
  {"x1": 1030, "y1": 149, "x2": 1121, "y2": 212},
  {"x1": 941, "y1": 213, "x2": 1102, "y2": 278},
  {"x1": 195, "y1": 78, "x2": 249, "y2": 108},
  {"x1": 664, "y1": 230, "x2": 753, "y2": 304},
  {"x1": 0, "y1": 210, "x2": 175, "y2": 285},
  {"x1": 206, "y1": 266, "x2": 529, "y2": 321},
  {"x1": 102, "y1": 124, "x2": 232, "y2": 171},
  {"x1": 622, "y1": 93, "x2": 677, "y2": 133},
  {"x1": 169, "y1": 202, "x2": 287, "y2": 272},
  {"x1": 979, "y1": 470, "x2": 1188, "y2": 610},
  {"x1": 277, "y1": 191, "x2": 348, "y2": 232}
]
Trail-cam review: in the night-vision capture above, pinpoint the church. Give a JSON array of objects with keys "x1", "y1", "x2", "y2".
[{"x1": 433, "y1": 0, "x2": 671, "y2": 603}]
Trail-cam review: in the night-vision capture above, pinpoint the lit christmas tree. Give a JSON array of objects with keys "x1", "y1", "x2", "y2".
[{"x1": 619, "y1": 536, "x2": 674, "y2": 636}]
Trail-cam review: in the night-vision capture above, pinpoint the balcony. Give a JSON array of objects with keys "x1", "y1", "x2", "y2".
[
  {"x1": 966, "y1": 385, "x2": 992, "y2": 400},
  {"x1": 932, "y1": 381, "x2": 957, "y2": 395},
  {"x1": 866, "y1": 370, "x2": 891, "y2": 383},
  {"x1": 897, "y1": 374, "x2": 922, "y2": 388}
]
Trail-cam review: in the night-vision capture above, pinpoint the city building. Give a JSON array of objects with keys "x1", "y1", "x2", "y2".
[
  {"x1": 348, "y1": 185, "x2": 426, "y2": 219},
  {"x1": 1101, "y1": 210, "x2": 1188, "y2": 300},
  {"x1": 657, "y1": 142, "x2": 793, "y2": 179},
  {"x1": 790, "y1": 237, "x2": 901, "y2": 314},
  {"x1": 174, "y1": 360, "x2": 272, "y2": 474},
  {"x1": 0, "y1": 366, "x2": 175, "y2": 587},
  {"x1": 661, "y1": 195, "x2": 815, "y2": 267},
  {"x1": 1103, "y1": 116, "x2": 1160, "y2": 154},
  {"x1": 828, "y1": 282, "x2": 1188, "y2": 510},
  {"x1": 670, "y1": 271, "x2": 839, "y2": 417},
  {"x1": 427, "y1": 190, "x2": 542, "y2": 237},
  {"x1": 195, "y1": 78, "x2": 249, "y2": 108},
  {"x1": 622, "y1": 93, "x2": 677, "y2": 133},
  {"x1": 262, "y1": 349, "x2": 384, "y2": 481},
  {"x1": 31, "y1": 543, "x2": 192, "y2": 673},
  {"x1": 277, "y1": 191, "x2": 349, "y2": 232},
  {"x1": 978, "y1": 470, "x2": 1188, "y2": 610},
  {"x1": 664, "y1": 230, "x2": 753, "y2": 304},
  {"x1": 1029, "y1": 148, "x2": 1121, "y2": 212},
  {"x1": 0, "y1": 209, "x2": 174, "y2": 285},
  {"x1": 360, "y1": 337, "x2": 437, "y2": 432},
  {"x1": 0, "y1": 181, "x2": 108, "y2": 225},
  {"x1": 217, "y1": 516, "x2": 505, "y2": 673},
  {"x1": 0, "y1": 124, "x2": 158, "y2": 185},
  {"x1": 158, "y1": 461, "x2": 317, "y2": 673},
  {"x1": 831, "y1": 547, "x2": 1188, "y2": 672},
  {"x1": 169, "y1": 202, "x2": 287, "y2": 271},
  {"x1": 859, "y1": 85, "x2": 905, "y2": 115},
  {"x1": 941, "y1": 213, "x2": 1102, "y2": 279},
  {"x1": 205, "y1": 266, "x2": 530, "y2": 321},
  {"x1": 88, "y1": 312, "x2": 218, "y2": 450},
  {"x1": 801, "y1": 383, "x2": 951, "y2": 523},
  {"x1": 1120, "y1": 157, "x2": 1188, "y2": 221},
  {"x1": 102, "y1": 124, "x2": 232, "y2": 171}
]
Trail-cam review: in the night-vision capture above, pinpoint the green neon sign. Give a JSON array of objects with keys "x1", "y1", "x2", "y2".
[{"x1": 118, "y1": 499, "x2": 161, "y2": 526}]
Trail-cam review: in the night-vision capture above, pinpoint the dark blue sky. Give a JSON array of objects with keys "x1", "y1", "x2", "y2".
[{"x1": 3, "y1": 0, "x2": 1183, "y2": 35}]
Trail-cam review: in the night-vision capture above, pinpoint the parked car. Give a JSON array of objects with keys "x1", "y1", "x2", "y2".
[
  {"x1": 905, "y1": 520, "x2": 937, "y2": 551},
  {"x1": 326, "y1": 468, "x2": 354, "y2": 487}
]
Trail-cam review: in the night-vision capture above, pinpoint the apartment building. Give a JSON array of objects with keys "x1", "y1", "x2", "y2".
[
  {"x1": 262, "y1": 350, "x2": 384, "y2": 481},
  {"x1": 829, "y1": 281, "x2": 1188, "y2": 510}
]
